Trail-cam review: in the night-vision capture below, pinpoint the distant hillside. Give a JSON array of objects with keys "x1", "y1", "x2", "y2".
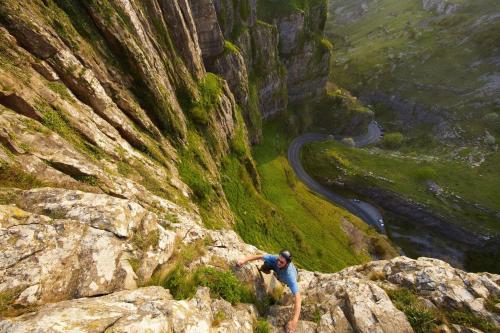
[{"x1": 326, "y1": 0, "x2": 500, "y2": 143}]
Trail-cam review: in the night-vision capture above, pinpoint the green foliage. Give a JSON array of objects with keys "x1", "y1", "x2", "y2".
[
  {"x1": 162, "y1": 265, "x2": 253, "y2": 305},
  {"x1": 194, "y1": 267, "x2": 254, "y2": 304},
  {"x1": 47, "y1": 81, "x2": 74, "y2": 101},
  {"x1": 381, "y1": 132, "x2": 404, "y2": 149},
  {"x1": 41, "y1": 104, "x2": 105, "y2": 161},
  {"x1": 253, "y1": 319, "x2": 271, "y2": 333},
  {"x1": 446, "y1": 308, "x2": 498, "y2": 333},
  {"x1": 302, "y1": 140, "x2": 500, "y2": 263},
  {"x1": 212, "y1": 310, "x2": 227, "y2": 327},
  {"x1": 224, "y1": 40, "x2": 240, "y2": 54},
  {"x1": 483, "y1": 112, "x2": 499, "y2": 123},
  {"x1": 473, "y1": 21, "x2": 500, "y2": 57},
  {"x1": 319, "y1": 37, "x2": 333, "y2": 52},
  {"x1": 0, "y1": 287, "x2": 25, "y2": 318},
  {"x1": 189, "y1": 73, "x2": 223, "y2": 125},
  {"x1": 178, "y1": 149, "x2": 213, "y2": 202},
  {"x1": 341, "y1": 137, "x2": 355, "y2": 147},
  {"x1": 386, "y1": 288, "x2": 440, "y2": 333},
  {"x1": 231, "y1": 107, "x2": 251, "y2": 159},
  {"x1": 414, "y1": 166, "x2": 437, "y2": 182},
  {"x1": 132, "y1": 229, "x2": 160, "y2": 251}
]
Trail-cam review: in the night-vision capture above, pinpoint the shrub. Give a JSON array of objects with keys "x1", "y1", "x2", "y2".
[
  {"x1": 224, "y1": 40, "x2": 240, "y2": 54},
  {"x1": 341, "y1": 137, "x2": 356, "y2": 148},
  {"x1": 194, "y1": 267, "x2": 254, "y2": 304},
  {"x1": 446, "y1": 308, "x2": 497, "y2": 333},
  {"x1": 386, "y1": 288, "x2": 439, "y2": 333},
  {"x1": 382, "y1": 132, "x2": 404, "y2": 149},
  {"x1": 319, "y1": 37, "x2": 333, "y2": 52},
  {"x1": 162, "y1": 266, "x2": 254, "y2": 305},
  {"x1": 482, "y1": 112, "x2": 499, "y2": 123},
  {"x1": 189, "y1": 73, "x2": 223, "y2": 125},
  {"x1": 253, "y1": 319, "x2": 271, "y2": 333},
  {"x1": 414, "y1": 166, "x2": 437, "y2": 182}
]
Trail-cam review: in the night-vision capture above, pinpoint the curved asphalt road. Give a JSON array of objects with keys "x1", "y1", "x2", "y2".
[{"x1": 288, "y1": 121, "x2": 385, "y2": 231}]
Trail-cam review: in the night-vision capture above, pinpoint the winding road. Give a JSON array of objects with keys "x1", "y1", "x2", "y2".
[{"x1": 287, "y1": 121, "x2": 385, "y2": 231}]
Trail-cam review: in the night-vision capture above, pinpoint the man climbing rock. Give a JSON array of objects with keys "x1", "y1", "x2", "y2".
[{"x1": 237, "y1": 250, "x2": 301, "y2": 333}]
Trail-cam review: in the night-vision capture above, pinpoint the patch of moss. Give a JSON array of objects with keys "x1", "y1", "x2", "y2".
[
  {"x1": 40, "y1": 103, "x2": 105, "y2": 161},
  {"x1": 0, "y1": 163, "x2": 46, "y2": 189},
  {"x1": 188, "y1": 73, "x2": 223, "y2": 126},
  {"x1": 0, "y1": 286, "x2": 25, "y2": 318},
  {"x1": 253, "y1": 319, "x2": 271, "y2": 333},
  {"x1": 47, "y1": 81, "x2": 74, "y2": 101},
  {"x1": 224, "y1": 40, "x2": 240, "y2": 55}
]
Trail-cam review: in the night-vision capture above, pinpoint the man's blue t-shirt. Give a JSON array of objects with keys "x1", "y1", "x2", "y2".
[{"x1": 263, "y1": 254, "x2": 299, "y2": 295}]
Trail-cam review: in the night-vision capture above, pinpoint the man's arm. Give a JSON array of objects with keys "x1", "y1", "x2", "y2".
[
  {"x1": 237, "y1": 254, "x2": 264, "y2": 267},
  {"x1": 287, "y1": 292, "x2": 301, "y2": 333}
]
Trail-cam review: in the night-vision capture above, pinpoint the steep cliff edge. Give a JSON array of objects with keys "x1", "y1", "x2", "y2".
[{"x1": 1, "y1": 191, "x2": 499, "y2": 332}]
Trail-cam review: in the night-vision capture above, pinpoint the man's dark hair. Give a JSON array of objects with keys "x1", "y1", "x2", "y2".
[{"x1": 279, "y1": 250, "x2": 292, "y2": 263}]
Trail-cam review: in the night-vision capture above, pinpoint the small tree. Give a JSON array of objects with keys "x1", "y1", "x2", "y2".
[
  {"x1": 382, "y1": 132, "x2": 404, "y2": 149},
  {"x1": 341, "y1": 137, "x2": 356, "y2": 147}
]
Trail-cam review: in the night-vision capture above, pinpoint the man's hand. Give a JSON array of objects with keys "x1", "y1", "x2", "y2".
[
  {"x1": 286, "y1": 319, "x2": 298, "y2": 333},
  {"x1": 236, "y1": 259, "x2": 246, "y2": 267}
]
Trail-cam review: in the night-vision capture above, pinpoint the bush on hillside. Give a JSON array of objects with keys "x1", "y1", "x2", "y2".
[
  {"x1": 482, "y1": 112, "x2": 499, "y2": 123},
  {"x1": 381, "y1": 132, "x2": 404, "y2": 149},
  {"x1": 414, "y1": 166, "x2": 437, "y2": 182},
  {"x1": 162, "y1": 265, "x2": 254, "y2": 305},
  {"x1": 341, "y1": 137, "x2": 355, "y2": 147}
]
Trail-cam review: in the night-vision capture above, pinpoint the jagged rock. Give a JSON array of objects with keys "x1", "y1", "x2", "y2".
[
  {"x1": 190, "y1": 0, "x2": 225, "y2": 61},
  {"x1": 214, "y1": 0, "x2": 257, "y2": 38},
  {"x1": 0, "y1": 286, "x2": 257, "y2": 333},
  {"x1": 251, "y1": 22, "x2": 288, "y2": 117},
  {"x1": 0, "y1": 190, "x2": 177, "y2": 307},
  {"x1": 210, "y1": 48, "x2": 250, "y2": 115},
  {"x1": 277, "y1": 12, "x2": 305, "y2": 55}
]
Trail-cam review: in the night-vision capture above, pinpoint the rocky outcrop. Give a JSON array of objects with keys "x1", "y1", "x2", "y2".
[
  {"x1": 277, "y1": 3, "x2": 331, "y2": 104},
  {"x1": 422, "y1": 0, "x2": 462, "y2": 15},
  {"x1": 0, "y1": 287, "x2": 257, "y2": 333},
  {"x1": 2, "y1": 193, "x2": 499, "y2": 333},
  {"x1": 189, "y1": 0, "x2": 225, "y2": 61},
  {"x1": 251, "y1": 21, "x2": 289, "y2": 118}
]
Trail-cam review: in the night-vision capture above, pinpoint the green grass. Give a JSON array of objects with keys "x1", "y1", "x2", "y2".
[
  {"x1": 161, "y1": 265, "x2": 253, "y2": 304},
  {"x1": 386, "y1": 287, "x2": 499, "y2": 333},
  {"x1": 386, "y1": 288, "x2": 440, "y2": 333},
  {"x1": 327, "y1": 0, "x2": 500, "y2": 136},
  {"x1": 40, "y1": 103, "x2": 105, "y2": 161},
  {"x1": 222, "y1": 120, "x2": 394, "y2": 272},
  {"x1": 302, "y1": 140, "x2": 500, "y2": 235},
  {"x1": 188, "y1": 73, "x2": 223, "y2": 126},
  {"x1": 253, "y1": 319, "x2": 271, "y2": 333}
]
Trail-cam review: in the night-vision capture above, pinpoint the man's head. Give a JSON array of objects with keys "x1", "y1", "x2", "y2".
[{"x1": 277, "y1": 250, "x2": 292, "y2": 269}]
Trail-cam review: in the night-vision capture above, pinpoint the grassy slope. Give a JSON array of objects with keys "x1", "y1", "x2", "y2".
[
  {"x1": 222, "y1": 120, "x2": 399, "y2": 272},
  {"x1": 302, "y1": 140, "x2": 500, "y2": 235},
  {"x1": 327, "y1": 0, "x2": 500, "y2": 137}
]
